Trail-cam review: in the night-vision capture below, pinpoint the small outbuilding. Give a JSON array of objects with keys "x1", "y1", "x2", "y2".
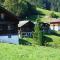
[{"x1": 18, "y1": 21, "x2": 34, "y2": 37}]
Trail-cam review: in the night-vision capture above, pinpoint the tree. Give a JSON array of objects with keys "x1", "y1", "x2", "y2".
[
  {"x1": 16, "y1": 0, "x2": 28, "y2": 16},
  {"x1": 33, "y1": 18, "x2": 43, "y2": 45},
  {"x1": 4, "y1": 0, "x2": 28, "y2": 16},
  {"x1": 4, "y1": 0, "x2": 14, "y2": 13},
  {"x1": 0, "y1": 0, "x2": 4, "y2": 6}
]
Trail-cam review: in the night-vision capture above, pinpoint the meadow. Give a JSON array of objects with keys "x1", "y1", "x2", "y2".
[{"x1": 0, "y1": 43, "x2": 60, "y2": 60}]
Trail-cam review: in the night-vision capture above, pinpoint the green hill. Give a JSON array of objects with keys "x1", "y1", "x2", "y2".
[
  {"x1": 36, "y1": 7, "x2": 60, "y2": 16},
  {"x1": 0, "y1": 43, "x2": 60, "y2": 60},
  {"x1": 36, "y1": 7, "x2": 60, "y2": 22}
]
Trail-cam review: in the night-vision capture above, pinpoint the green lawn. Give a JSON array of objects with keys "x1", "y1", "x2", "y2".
[{"x1": 0, "y1": 43, "x2": 60, "y2": 60}]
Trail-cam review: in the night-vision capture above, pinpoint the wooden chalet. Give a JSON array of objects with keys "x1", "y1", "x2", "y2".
[
  {"x1": 18, "y1": 21, "x2": 34, "y2": 37},
  {"x1": 50, "y1": 19, "x2": 60, "y2": 31},
  {"x1": 0, "y1": 6, "x2": 19, "y2": 44}
]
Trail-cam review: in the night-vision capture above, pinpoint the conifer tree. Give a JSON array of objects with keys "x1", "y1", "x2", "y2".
[{"x1": 33, "y1": 18, "x2": 42, "y2": 45}]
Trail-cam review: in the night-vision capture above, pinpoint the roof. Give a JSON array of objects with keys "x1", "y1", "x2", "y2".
[
  {"x1": 50, "y1": 18, "x2": 60, "y2": 24},
  {"x1": 0, "y1": 6, "x2": 19, "y2": 21},
  {"x1": 18, "y1": 21, "x2": 31, "y2": 27},
  {"x1": 33, "y1": 22, "x2": 37, "y2": 25}
]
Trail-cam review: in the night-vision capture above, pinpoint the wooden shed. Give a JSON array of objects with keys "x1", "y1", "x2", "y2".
[{"x1": 18, "y1": 21, "x2": 34, "y2": 37}]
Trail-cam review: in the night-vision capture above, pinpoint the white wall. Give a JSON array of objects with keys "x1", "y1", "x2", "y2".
[
  {"x1": 0, "y1": 35, "x2": 19, "y2": 44},
  {"x1": 54, "y1": 26, "x2": 58, "y2": 31},
  {"x1": 50, "y1": 26, "x2": 58, "y2": 31},
  {"x1": 50, "y1": 26, "x2": 54, "y2": 30},
  {"x1": 58, "y1": 26, "x2": 60, "y2": 30}
]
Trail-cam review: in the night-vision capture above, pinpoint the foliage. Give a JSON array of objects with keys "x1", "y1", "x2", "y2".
[
  {"x1": 1, "y1": 0, "x2": 60, "y2": 21},
  {"x1": 0, "y1": 0, "x2": 4, "y2": 5},
  {"x1": 36, "y1": 7, "x2": 60, "y2": 22},
  {"x1": 50, "y1": 12, "x2": 59, "y2": 18},
  {"x1": 4, "y1": 0, "x2": 17, "y2": 14},
  {"x1": 1, "y1": 0, "x2": 60, "y2": 12},
  {"x1": 4, "y1": 0, "x2": 28, "y2": 15},
  {"x1": 23, "y1": 31, "x2": 60, "y2": 48},
  {"x1": 33, "y1": 18, "x2": 43, "y2": 45},
  {"x1": 27, "y1": 0, "x2": 60, "y2": 12}
]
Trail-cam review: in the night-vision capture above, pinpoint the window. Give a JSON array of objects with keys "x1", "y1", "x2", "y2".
[
  {"x1": 8, "y1": 25, "x2": 11, "y2": 30},
  {"x1": 1, "y1": 13, "x2": 4, "y2": 19},
  {"x1": 8, "y1": 25, "x2": 14, "y2": 30}
]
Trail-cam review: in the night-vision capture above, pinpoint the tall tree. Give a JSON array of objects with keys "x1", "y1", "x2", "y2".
[
  {"x1": 33, "y1": 17, "x2": 43, "y2": 45},
  {"x1": 4, "y1": 0, "x2": 14, "y2": 13},
  {"x1": 4, "y1": 0, "x2": 28, "y2": 16},
  {"x1": 0, "y1": 0, "x2": 5, "y2": 5},
  {"x1": 3, "y1": 0, "x2": 60, "y2": 14},
  {"x1": 26, "y1": 0, "x2": 43, "y2": 8}
]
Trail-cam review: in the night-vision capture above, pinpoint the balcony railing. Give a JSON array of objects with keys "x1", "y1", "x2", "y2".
[{"x1": 19, "y1": 32, "x2": 32, "y2": 38}]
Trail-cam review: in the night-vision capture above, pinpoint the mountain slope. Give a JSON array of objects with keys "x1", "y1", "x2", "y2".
[
  {"x1": 35, "y1": 7, "x2": 60, "y2": 22},
  {"x1": 36, "y1": 7, "x2": 60, "y2": 16}
]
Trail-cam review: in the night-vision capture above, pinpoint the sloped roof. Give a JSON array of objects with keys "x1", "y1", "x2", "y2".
[
  {"x1": 0, "y1": 6, "x2": 19, "y2": 21},
  {"x1": 18, "y1": 21, "x2": 30, "y2": 27},
  {"x1": 50, "y1": 18, "x2": 60, "y2": 23}
]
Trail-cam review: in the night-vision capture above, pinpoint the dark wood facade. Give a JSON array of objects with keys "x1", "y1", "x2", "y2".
[
  {"x1": 0, "y1": 6, "x2": 19, "y2": 35},
  {"x1": 19, "y1": 21, "x2": 34, "y2": 32},
  {"x1": 18, "y1": 21, "x2": 34, "y2": 37}
]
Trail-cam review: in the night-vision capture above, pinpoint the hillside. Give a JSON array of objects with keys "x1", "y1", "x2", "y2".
[
  {"x1": 27, "y1": 0, "x2": 60, "y2": 12},
  {"x1": 36, "y1": 7, "x2": 60, "y2": 22},
  {"x1": 36, "y1": 7, "x2": 60, "y2": 16},
  {"x1": 1, "y1": 0, "x2": 60, "y2": 12},
  {"x1": 0, "y1": 43, "x2": 60, "y2": 60}
]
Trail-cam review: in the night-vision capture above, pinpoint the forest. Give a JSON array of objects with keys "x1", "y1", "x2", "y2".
[{"x1": 0, "y1": 0, "x2": 60, "y2": 15}]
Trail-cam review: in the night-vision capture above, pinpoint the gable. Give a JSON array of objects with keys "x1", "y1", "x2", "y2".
[{"x1": 18, "y1": 21, "x2": 34, "y2": 28}]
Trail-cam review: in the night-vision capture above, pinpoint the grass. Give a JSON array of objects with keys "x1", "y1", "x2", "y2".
[
  {"x1": 28, "y1": 7, "x2": 60, "y2": 22},
  {"x1": 21, "y1": 31, "x2": 60, "y2": 48},
  {"x1": 35, "y1": 7, "x2": 60, "y2": 22},
  {"x1": 0, "y1": 43, "x2": 60, "y2": 60},
  {"x1": 36, "y1": 7, "x2": 60, "y2": 16},
  {"x1": 45, "y1": 35, "x2": 60, "y2": 46},
  {"x1": 0, "y1": 31, "x2": 60, "y2": 60},
  {"x1": 42, "y1": 31, "x2": 60, "y2": 48},
  {"x1": 22, "y1": 38, "x2": 35, "y2": 45}
]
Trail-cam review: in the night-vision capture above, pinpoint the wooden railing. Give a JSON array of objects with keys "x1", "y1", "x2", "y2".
[{"x1": 19, "y1": 32, "x2": 32, "y2": 38}]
